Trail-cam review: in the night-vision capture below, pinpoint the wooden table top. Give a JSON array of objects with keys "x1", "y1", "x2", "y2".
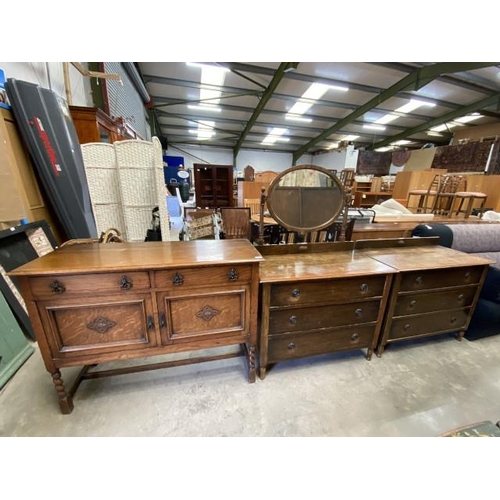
[
  {"x1": 360, "y1": 245, "x2": 494, "y2": 271},
  {"x1": 10, "y1": 240, "x2": 264, "y2": 276},
  {"x1": 258, "y1": 249, "x2": 397, "y2": 283}
]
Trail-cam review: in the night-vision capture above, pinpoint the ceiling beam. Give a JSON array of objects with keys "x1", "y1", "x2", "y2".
[
  {"x1": 233, "y1": 62, "x2": 298, "y2": 160},
  {"x1": 292, "y1": 62, "x2": 497, "y2": 163},
  {"x1": 368, "y1": 93, "x2": 500, "y2": 150}
]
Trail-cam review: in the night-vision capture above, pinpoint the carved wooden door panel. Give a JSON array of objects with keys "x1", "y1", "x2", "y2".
[
  {"x1": 37, "y1": 293, "x2": 158, "y2": 358},
  {"x1": 157, "y1": 287, "x2": 250, "y2": 345}
]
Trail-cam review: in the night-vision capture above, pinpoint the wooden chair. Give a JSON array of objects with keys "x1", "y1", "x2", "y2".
[
  {"x1": 181, "y1": 208, "x2": 217, "y2": 241},
  {"x1": 243, "y1": 198, "x2": 262, "y2": 217},
  {"x1": 432, "y1": 174, "x2": 465, "y2": 216},
  {"x1": 406, "y1": 173, "x2": 446, "y2": 213},
  {"x1": 453, "y1": 178, "x2": 488, "y2": 218},
  {"x1": 219, "y1": 207, "x2": 251, "y2": 240}
]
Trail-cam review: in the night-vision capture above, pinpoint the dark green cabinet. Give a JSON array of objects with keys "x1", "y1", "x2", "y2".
[{"x1": 0, "y1": 292, "x2": 34, "y2": 389}]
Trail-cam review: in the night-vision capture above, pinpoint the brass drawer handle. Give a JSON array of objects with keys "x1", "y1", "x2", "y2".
[
  {"x1": 172, "y1": 272, "x2": 184, "y2": 286},
  {"x1": 291, "y1": 288, "x2": 300, "y2": 298},
  {"x1": 415, "y1": 276, "x2": 423, "y2": 285},
  {"x1": 287, "y1": 342, "x2": 296, "y2": 350},
  {"x1": 160, "y1": 312, "x2": 166, "y2": 329},
  {"x1": 409, "y1": 300, "x2": 417, "y2": 308},
  {"x1": 403, "y1": 324, "x2": 410, "y2": 331},
  {"x1": 228, "y1": 268, "x2": 238, "y2": 281},
  {"x1": 119, "y1": 275, "x2": 133, "y2": 290},
  {"x1": 289, "y1": 315, "x2": 298, "y2": 325},
  {"x1": 354, "y1": 308, "x2": 363, "y2": 317},
  {"x1": 49, "y1": 280, "x2": 65, "y2": 294},
  {"x1": 457, "y1": 294, "x2": 464, "y2": 302},
  {"x1": 359, "y1": 283, "x2": 369, "y2": 292},
  {"x1": 464, "y1": 271, "x2": 471, "y2": 281},
  {"x1": 450, "y1": 316, "x2": 457, "y2": 324},
  {"x1": 350, "y1": 333, "x2": 359, "y2": 342}
]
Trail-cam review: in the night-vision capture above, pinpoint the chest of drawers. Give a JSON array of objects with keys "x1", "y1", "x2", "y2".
[
  {"x1": 360, "y1": 244, "x2": 492, "y2": 356},
  {"x1": 257, "y1": 243, "x2": 396, "y2": 379},
  {"x1": 10, "y1": 240, "x2": 262, "y2": 413}
]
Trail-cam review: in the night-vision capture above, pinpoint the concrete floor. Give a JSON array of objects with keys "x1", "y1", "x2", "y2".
[{"x1": 2, "y1": 332, "x2": 500, "y2": 437}]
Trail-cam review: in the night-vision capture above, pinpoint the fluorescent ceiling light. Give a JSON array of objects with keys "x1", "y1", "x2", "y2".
[
  {"x1": 363, "y1": 124, "x2": 386, "y2": 131},
  {"x1": 188, "y1": 104, "x2": 222, "y2": 112},
  {"x1": 427, "y1": 131, "x2": 443, "y2": 137},
  {"x1": 375, "y1": 98, "x2": 436, "y2": 125},
  {"x1": 375, "y1": 147, "x2": 393, "y2": 152},
  {"x1": 186, "y1": 62, "x2": 230, "y2": 72},
  {"x1": 327, "y1": 142, "x2": 340, "y2": 149},
  {"x1": 190, "y1": 120, "x2": 216, "y2": 140},
  {"x1": 285, "y1": 114, "x2": 312, "y2": 123},
  {"x1": 375, "y1": 114, "x2": 399, "y2": 125},
  {"x1": 342, "y1": 135, "x2": 359, "y2": 141},
  {"x1": 396, "y1": 98, "x2": 436, "y2": 114},
  {"x1": 430, "y1": 123, "x2": 458, "y2": 132},
  {"x1": 287, "y1": 82, "x2": 349, "y2": 117},
  {"x1": 262, "y1": 127, "x2": 287, "y2": 145},
  {"x1": 455, "y1": 113, "x2": 482, "y2": 124},
  {"x1": 391, "y1": 140, "x2": 412, "y2": 146}
]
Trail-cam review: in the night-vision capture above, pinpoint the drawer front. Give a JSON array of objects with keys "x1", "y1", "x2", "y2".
[
  {"x1": 269, "y1": 300, "x2": 381, "y2": 334},
  {"x1": 154, "y1": 265, "x2": 252, "y2": 290},
  {"x1": 40, "y1": 294, "x2": 157, "y2": 358},
  {"x1": 393, "y1": 286, "x2": 477, "y2": 316},
  {"x1": 388, "y1": 308, "x2": 470, "y2": 340},
  {"x1": 268, "y1": 324, "x2": 376, "y2": 363},
  {"x1": 161, "y1": 287, "x2": 249, "y2": 342},
  {"x1": 270, "y1": 275, "x2": 386, "y2": 306},
  {"x1": 30, "y1": 272, "x2": 150, "y2": 299},
  {"x1": 399, "y1": 266, "x2": 483, "y2": 292}
]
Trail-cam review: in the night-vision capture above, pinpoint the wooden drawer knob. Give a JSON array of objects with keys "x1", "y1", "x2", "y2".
[
  {"x1": 289, "y1": 315, "x2": 298, "y2": 325},
  {"x1": 291, "y1": 288, "x2": 300, "y2": 298},
  {"x1": 119, "y1": 275, "x2": 133, "y2": 290},
  {"x1": 409, "y1": 300, "x2": 417, "y2": 308},
  {"x1": 172, "y1": 272, "x2": 184, "y2": 286},
  {"x1": 49, "y1": 280, "x2": 65, "y2": 294},
  {"x1": 457, "y1": 294, "x2": 464, "y2": 302},
  {"x1": 287, "y1": 342, "x2": 296, "y2": 350},
  {"x1": 450, "y1": 316, "x2": 457, "y2": 324},
  {"x1": 359, "y1": 283, "x2": 369, "y2": 292},
  {"x1": 403, "y1": 324, "x2": 410, "y2": 331},
  {"x1": 350, "y1": 333, "x2": 359, "y2": 342},
  {"x1": 415, "y1": 276, "x2": 423, "y2": 285},
  {"x1": 464, "y1": 271, "x2": 471, "y2": 281},
  {"x1": 354, "y1": 308, "x2": 363, "y2": 317}
]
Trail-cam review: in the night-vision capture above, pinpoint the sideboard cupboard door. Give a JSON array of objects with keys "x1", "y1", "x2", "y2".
[
  {"x1": 157, "y1": 286, "x2": 250, "y2": 344},
  {"x1": 37, "y1": 294, "x2": 159, "y2": 358}
]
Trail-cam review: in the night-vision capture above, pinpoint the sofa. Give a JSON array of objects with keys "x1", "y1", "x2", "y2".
[{"x1": 411, "y1": 223, "x2": 500, "y2": 340}]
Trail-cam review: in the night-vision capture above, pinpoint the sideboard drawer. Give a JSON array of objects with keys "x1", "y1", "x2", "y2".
[
  {"x1": 269, "y1": 300, "x2": 381, "y2": 334},
  {"x1": 30, "y1": 272, "x2": 151, "y2": 299},
  {"x1": 270, "y1": 275, "x2": 386, "y2": 306},
  {"x1": 39, "y1": 294, "x2": 157, "y2": 357},
  {"x1": 399, "y1": 266, "x2": 483, "y2": 292},
  {"x1": 268, "y1": 324, "x2": 376, "y2": 363},
  {"x1": 154, "y1": 265, "x2": 252, "y2": 290},
  {"x1": 388, "y1": 308, "x2": 470, "y2": 340}
]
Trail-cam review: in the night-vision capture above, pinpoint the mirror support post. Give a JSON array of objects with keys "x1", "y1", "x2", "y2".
[
  {"x1": 339, "y1": 186, "x2": 353, "y2": 242},
  {"x1": 257, "y1": 187, "x2": 268, "y2": 245}
]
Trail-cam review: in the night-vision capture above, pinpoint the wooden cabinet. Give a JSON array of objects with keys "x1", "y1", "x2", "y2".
[
  {"x1": 10, "y1": 240, "x2": 262, "y2": 413},
  {"x1": 69, "y1": 106, "x2": 137, "y2": 144},
  {"x1": 361, "y1": 244, "x2": 492, "y2": 356},
  {"x1": 353, "y1": 191, "x2": 393, "y2": 208},
  {"x1": 194, "y1": 164, "x2": 234, "y2": 208},
  {"x1": 257, "y1": 243, "x2": 396, "y2": 379}
]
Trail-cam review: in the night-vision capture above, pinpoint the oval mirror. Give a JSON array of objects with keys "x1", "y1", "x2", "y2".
[{"x1": 266, "y1": 164, "x2": 344, "y2": 232}]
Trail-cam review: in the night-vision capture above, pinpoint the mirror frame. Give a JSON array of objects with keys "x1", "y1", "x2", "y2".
[{"x1": 266, "y1": 164, "x2": 345, "y2": 233}]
